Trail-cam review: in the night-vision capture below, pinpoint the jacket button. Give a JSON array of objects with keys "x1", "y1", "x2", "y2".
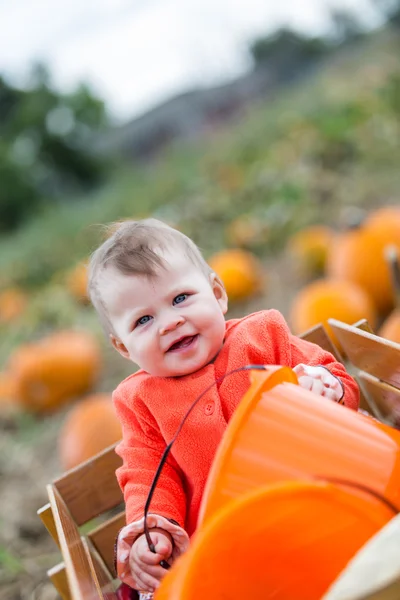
[{"x1": 205, "y1": 401, "x2": 214, "y2": 415}]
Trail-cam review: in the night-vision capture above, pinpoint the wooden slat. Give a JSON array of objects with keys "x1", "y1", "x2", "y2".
[
  {"x1": 53, "y1": 443, "x2": 123, "y2": 526},
  {"x1": 48, "y1": 563, "x2": 71, "y2": 600},
  {"x1": 328, "y1": 319, "x2": 400, "y2": 389},
  {"x1": 352, "y1": 319, "x2": 374, "y2": 334},
  {"x1": 82, "y1": 537, "x2": 119, "y2": 599},
  {"x1": 299, "y1": 323, "x2": 343, "y2": 361},
  {"x1": 38, "y1": 503, "x2": 60, "y2": 548},
  {"x1": 47, "y1": 484, "x2": 102, "y2": 600},
  {"x1": 358, "y1": 371, "x2": 400, "y2": 426},
  {"x1": 299, "y1": 322, "x2": 372, "y2": 414},
  {"x1": 88, "y1": 511, "x2": 126, "y2": 577}
]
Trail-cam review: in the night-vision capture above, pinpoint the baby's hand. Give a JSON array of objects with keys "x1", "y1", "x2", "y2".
[
  {"x1": 116, "y1": 514, "x2": 190, "y2": 593},
  {"x1": 129, "y1": 528, "x2": 173, "y2": 593},
  {"x1": 293, "y1": 364, "x2": 344, "y2": 403}
]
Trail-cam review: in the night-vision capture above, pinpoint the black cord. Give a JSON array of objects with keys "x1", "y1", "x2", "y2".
[{"x1": 143, "y1": 364, "x2": 267, "y2": 568}]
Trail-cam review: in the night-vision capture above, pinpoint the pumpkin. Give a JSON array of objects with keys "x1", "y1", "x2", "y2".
[
  {"x1": 326, "y1": 226, "x2": 395, "y2": 315},
  {"x1": 7, "y1": 330, "x2": 102, "y2": 413},
  {"x1": 208, "y1": 249, "x2": 264, "y2": 302},
  {"x1": 379, "y1": 311, "x2": 400, "y2": 343},
  {"x1": 290, "y1": 279, "x2": 377, "y2": 347},
  {"x1": 59, "y1": 394, "x2": 122, "y2": 470},
  {"x1": 379, "y1": 245, "x2": 400, "y2": 343},
  {"x1": 364, "y1": 206, "x2": 400, "y2": 243},
  {"x1": 66, "y1": 261, "x2": 89, "y2": 304},
  {"x1": 287, "y1": 225, "x2": 335, "y2": 277},
  {"x1": 0, "y1": 288, "x2": 27, "y2": 323}
]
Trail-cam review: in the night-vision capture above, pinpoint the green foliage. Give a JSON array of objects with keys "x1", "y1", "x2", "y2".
[
  {"x1": 0, "y1": 144, "x2": 41, "y2": 231},
  {"x1": 249, "y1": 8, "x2": 367, "y2": 70},
  {"x1": 381, "y1": 71, "x2": 400, "y2": 114},
  {"x1": 307, "y1": 101, "x2": 368, "y2": 169},
  {"x1": 328, "y1": 8, "x2": 366, "y2": 44},
  {"x1": 0, "y1": 545, "x2": 23, "y2": 575},
  {"x1": 0, "y1": 64, "x2": 111, "y2": 232},
  {"x1": 373, "y1": 0, "x2": 400, "y2": 26},
  {"x1": 250, "y1": 28, "x2": 329, "y2": 67}
]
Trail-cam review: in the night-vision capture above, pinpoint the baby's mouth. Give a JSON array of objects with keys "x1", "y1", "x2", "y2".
[{"x1": 167, "y1": 335, "x2": 198, "y2": 352}]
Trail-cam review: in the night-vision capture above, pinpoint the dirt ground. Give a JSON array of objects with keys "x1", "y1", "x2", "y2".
[
  {"x1": 0, "y1": 252, "x2": 318, "y2": 599},
  {"x1": 0, "y1": 408, "x2": 67, "y2": 600}
]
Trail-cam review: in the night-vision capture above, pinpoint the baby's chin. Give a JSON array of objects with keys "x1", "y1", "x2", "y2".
[{"x1": 151, "y1": 358, "x2": 211, "y2": 379}]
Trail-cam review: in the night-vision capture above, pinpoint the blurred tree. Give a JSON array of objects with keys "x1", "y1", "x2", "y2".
[
  {"x1": 373, "y1": 0, "x2": 400, "y2": 27},
  {"x1": 329, "y1": 8, "x2": 366, "y2": 44},
  {"x1": 0, "y1": 143, "x2": 41, "y2": 232},
  {"x1": 0, "y1": 63, "x2": 111, "y2": 231},
  {"x1": 250, "y1": 28, "x2": 329, "y2": 69}
]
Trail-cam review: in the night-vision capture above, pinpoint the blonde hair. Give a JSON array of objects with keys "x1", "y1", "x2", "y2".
[{"x1": 88, "y1": 218, "x2": 212, "y2": 334}]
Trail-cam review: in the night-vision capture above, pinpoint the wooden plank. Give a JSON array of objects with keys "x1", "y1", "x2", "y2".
[
  {"x1": 82, "y1": 537, "x2": 119, "y2": 599},
  {"x1": 299, "y1": 322, "x2": 372, "y2": 414},
  {"x1": 352, "y1": 319, "x2": 374, "y2": 334},
  {"x1": 47, "y1": 484, "x2": 102, "y2": 600},
  {"x1": 88, "y1": 511, "x2": 126, "y2": 577},
  {"x1": 38, "y1": 503, "x2": 60, "y2": 548},
  {"x1": 47, "y1": 563, "x2": 71, "y2": 600},
  {"x1": 358, "y1": 371, "x2": 400, "y2": 426},
  {"x1": 53, "y1": 443, "x2": 123, "y2": 526},
  {"x1": 328, "y1": 319, "x2": 400, "y2": 389},
  {"x1": 299, "y1": 323, "x2": 343, "y2": 361}
]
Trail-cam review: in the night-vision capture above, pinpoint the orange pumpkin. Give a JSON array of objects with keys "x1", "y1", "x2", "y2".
[
  {"x1": 59, "y1": 394, "x2": 122, "y2": 470},
  {"x1": 326, "y1": 226, "x2": 395, "y2": 314},
  {"x1": 287, "y1": 225, "x2": 335, "y2": 277},
  {"x1": 379, "y1": 244, "x2": 400, "y2": 343},
  {"x1": 365, "y1": 206, "x2": 400, "y2": 243},
  {"x1": 208, "y1": 249, "x2": 264, "y2": 302},
  {"x1": 290, "y1": 279, "x2": 377, "y2": 347},
  {"x1": 379, "y1": 311, "x2": 400, "y2": 343},
  {"x1": 66, "y1": 262, "x2": 89, "y2": 304},
  {"x1": 0, "y1": 288, "x2": 28, "y2": 323},
  {"x1": 8, "y1": 330, "x2": 102, "y2": 413}
]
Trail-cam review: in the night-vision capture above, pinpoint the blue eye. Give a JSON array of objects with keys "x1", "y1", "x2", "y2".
[
  {"x1": 173, "y1": 294, "x2": 187, "y2": 305},
  {"x1": 136, "y1": 315, "x2": 152, "y2": 327}
]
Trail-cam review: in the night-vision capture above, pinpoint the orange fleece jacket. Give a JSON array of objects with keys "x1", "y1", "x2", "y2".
[{"x1": 113, "y1": 310, "x2": 359, "y2": 536}]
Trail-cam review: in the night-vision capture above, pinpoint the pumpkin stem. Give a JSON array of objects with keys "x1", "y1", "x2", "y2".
[{"x1": 385, "y1": 245, "x2": 400, "y2": 309}]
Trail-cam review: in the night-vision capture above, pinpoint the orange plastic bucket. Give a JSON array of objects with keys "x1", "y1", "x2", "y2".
[
  {"x1": 155, "y1": 481, "x2": 394, "y2": 600},
  {"x1": 199, "y1": 369, "x2": 400, "y2": 525}
]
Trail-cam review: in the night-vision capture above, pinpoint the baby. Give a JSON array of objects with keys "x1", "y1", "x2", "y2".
[{"x1": 87, "y1": 219, "x2": 359, "y2": 596}]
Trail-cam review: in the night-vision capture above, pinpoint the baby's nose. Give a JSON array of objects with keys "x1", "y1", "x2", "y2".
[{"x1": 160, "y1": 315, "x2": 184, "y2": 335}]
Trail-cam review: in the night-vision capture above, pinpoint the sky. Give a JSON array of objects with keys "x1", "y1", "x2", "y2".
[{"x1": 0, "y1": 0, "x2": 381, "y2": 122}]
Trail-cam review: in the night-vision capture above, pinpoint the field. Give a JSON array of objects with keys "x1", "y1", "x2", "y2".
[{"x1": 0, "y1": 28, "x2": 400, "y2": 599}]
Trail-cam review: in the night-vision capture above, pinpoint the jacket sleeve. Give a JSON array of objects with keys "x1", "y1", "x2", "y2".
[
  {"x1": 112, "y1": 381, "x2": 187, "y2": 528},
  {"x1": 263, "y1": 310, "x2": 360, "y2": 411}
]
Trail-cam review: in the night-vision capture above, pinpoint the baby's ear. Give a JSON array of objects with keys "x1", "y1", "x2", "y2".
[
  {"x1": 110, "y1": 335, "x2": 130, "y2": 360},
  {"x1": 210, "y1": 273, "x2": 228, "y2": 314}
]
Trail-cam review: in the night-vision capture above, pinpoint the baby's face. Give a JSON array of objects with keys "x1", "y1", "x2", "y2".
[{"x1": 101, "y1": 251, "x2": 228, "y2": 377}]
